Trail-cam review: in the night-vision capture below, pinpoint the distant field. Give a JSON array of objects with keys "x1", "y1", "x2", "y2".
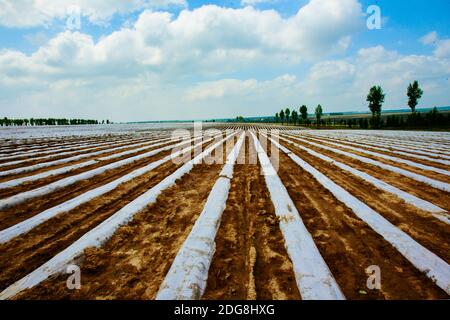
[{"x1": 0, "y1": 123, "x2": 448, "y2": 300}]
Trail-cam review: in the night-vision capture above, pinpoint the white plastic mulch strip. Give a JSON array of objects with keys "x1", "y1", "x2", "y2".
[
  {"x1": 0, "y1": 137, "x2": 175, "y2": 189},
  {"x1": 306, "y1": 132, "x2": 450, "y2": 154},
  {"x1": 276, "y1": 134, "x2": 449, "y2": 223},
  {"x1": 0, "y1": 136, "x2": 173, "y2": 177},
  {"x1": 156, "y1": 132, "x2": 245, "y2": 300},
  {"x1": 250, "y1": 131, "x2": 345, "y2": 300},
  {"x1": 0, "y1": 136, "x2": 142, "y2": 164},
  {"x1": 285, "y1": 134, "x2": 450, "y2": 193},
  {"x1": 0, "y1": 131, "x2": 237, "y2": 300},
  {"x1": 0, "y1": 134, "x2": 224, "y2": 244},
  {"x1": 300, "y1": 135, "x2": 450, "y2": 177},
  {"x1": 327, "y1": 135, "x2": 450, "y2": 159},
  {"x1": 0, "y1": 135, "x2": 153, "y2": 160},
  {"x1": 270, "y1": 135, "x2": 450, "y2": 295},
  {"x1": 0, "y1": 135, "x2": 203, "y2": 210},
  {"x1": 302, "y1": 134, "x2": 450, "y2": 165},
  {"x1": 0, "y1": 136, "x2": 172, "y2": 170},
  {"x1": 0, "y1": 161, "x2": 99, "y2": 190}
]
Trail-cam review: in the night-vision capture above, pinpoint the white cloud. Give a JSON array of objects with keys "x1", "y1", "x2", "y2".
[
  {"x1": 185, "y1": 74, "x2": 296, "y2": 101},
  {"x1": 0, "y1": 0, "x2": 187, "y2": 27},
  {"x1": 420, "y1": 31, "x2": 438, "y2": 45},
  {"x1": 0, "y1": 1, "x2": 365, "y2": 81},
  {"x1": 434, "y1": 39, "x2": 450, "y2": 59},
  {"x1": 1, "y1": 2, "x2": 448, "y2": 121},
  {"x1": 420, "y1": 31, "x2": 450, "y2": 58},
  {"x1": 241, "y1": 0, "x2": 274, "y2": 5},
  {"x1": 298, "y1": 46, "x2": 450, "y2": 110}
]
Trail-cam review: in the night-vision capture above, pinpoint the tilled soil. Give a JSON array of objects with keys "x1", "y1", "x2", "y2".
[
  {"x1": 302, "y1": 135, "x2": 450, "y2": 163},
  {"x1": 1, "y1": 128, "x2": 448, "y2": 300},
  {"x1": 16, "y1": 163, "x2": 225, "y2": 299},
  {"x1": 273, "y1": 145, "x2": 447, "y2": 299},
  {"x1": 280, "y1": 139, "x2": 450, "y2": 261},
  {"x1": 0, "y1": 159, "x2": 181, "y2": 291},
  {"x1": 0, "y1": 139, "x2": 176, "y2": 186},
  {"x1": 0, "y1": 137, "x2": 165, "y2": 171},
  {"x1": 282, "y1": 135, "x2": 450, "y2": 211},
  {"x1": 300, "y1": 136, "x2": 450, "y2": 183},
  {"x1": 203, "y1": 135, "x2": 301, "y2": 300},
  {"x1": 0, "y1": 147, "x2": 175, "y2": 229}
]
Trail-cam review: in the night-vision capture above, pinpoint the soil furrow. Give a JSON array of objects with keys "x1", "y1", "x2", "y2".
[
  {"x1": 274, "y1": 148, "x2": 447, "y2": 299},
  {"x1": 0, "y1": 158, "x2": 184, "y2": 291},
  {"x1": 0, "y1": 141, "x2": 199, "y2": 230},
  {"x1": 282, "y1": 135, "x2": 450, "y2": 211},
  {"x1": 0, "y1": 137, "x2": 166, "y2": 171},
  {"x1": 0, "y1": 139, "x2": 175, "y2": 183},
  {"x1": 300, "y1": 136, "x2": 450, "y2": 183},
  {"x1": 15, "y1": 163, "x2": 225, "y2": 299},
  {"x1": 203, "y1": 135, "x2": 301, "y2": 300},
  {"x1": 280, "y1": 139, "x2": 450, "y2": 263},
  {"x1": 303, "y1": 135, "x2": 450, "y2": 170}
]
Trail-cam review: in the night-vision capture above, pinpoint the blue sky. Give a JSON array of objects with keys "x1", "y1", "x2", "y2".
[{"x1": 0, "y1": 0, "x2": 449, "y2": 121}]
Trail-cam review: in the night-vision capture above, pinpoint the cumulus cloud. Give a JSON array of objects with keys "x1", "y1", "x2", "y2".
[
  {"x1": 298, "y1": 46, "x2": 450, "y2": 110},
  {"x1": 1, "y1": 1, "x2": 448, "y2": 121},
  {"x1": 0, "y1": 1, "x2": 365, "y2": 82},
  {"x1": 0, "y1": 0, "x2": 187, "y2": 27},
  {"x1": 185, "y1": 75, "x2": 296, "y2": 101}
]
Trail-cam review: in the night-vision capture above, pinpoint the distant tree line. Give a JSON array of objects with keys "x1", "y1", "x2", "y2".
[
  {"x1": 318, "y1": 110, "x2": 450, "y2": 129},
  {"x1": 272, "y1": 80, "x2": 449, "y2": 129},
  {"x1": 0, "y1": 118, "x2": 111, "y2": 126}
]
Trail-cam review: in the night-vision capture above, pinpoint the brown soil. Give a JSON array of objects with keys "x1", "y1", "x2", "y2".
[
  {"x1": 279, "y1": 138, "x2": 450, "y2": 263},
  {"x1": 16, "y1": 164, "x2": 224, "y2": 299},
  {"x1": 283, "y1": 134, "x2": 450, "y2": 211},
  {"x1": 203, "y1": 134, "x2": 301, "y2": 300},
  {"x1": 305, "y1": 135, "x2": 450, "y2": 171},
  {"x1": 0, "y1": 148, "x2": 176, "y2": 230},
  {"x1": 0, "y1": 137, "x2": 163, "y2": 170},
  {"x1": 273, "y1": 144, "x2": 448, "y2": 299},
  {"x1": 0, "y1": 139, "x2": 176, "y2": 185},
  {"x1": 300, "y1": 136, "x2": 450, "y2": 183}
]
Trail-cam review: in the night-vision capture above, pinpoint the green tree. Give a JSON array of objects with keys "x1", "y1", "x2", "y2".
[
  {"x1": 367, "y1": 86, "x2": 385, "y2": 129},
  {"x1": 315, "y1": 105, "x2": 323, "y2": 127},
  {"x1": 275, "y1": 112, "x2": 280, "y2": 123},
  {"x1": 285, "y1": 108, "x2": 291, "y2": 124},
  {"x1": 407, "y1": 80, "x2": 423, "y2": 113},
  {"x1": 280, "y1": 109, "x2": 285, "y2": 124},
  {"x1": 291, "y1": 110, "x2": 298, "y2": 125},
  {"x1": 300, "y1": 105, "x2": 308, "y2": 124}
]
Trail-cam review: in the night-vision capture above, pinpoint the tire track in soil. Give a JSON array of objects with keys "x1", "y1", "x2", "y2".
[
  {"x1": 0, "y1": 139, "x2": 175, "y2": 184},
  {"x1": 0, "y1": 139, "x2": 206, "y2": 230},
  {"x1": 274, "y1": 147, "x2": 448, "y2": 300},
  {"x1": 15, "y1": 163, "x2": 225, "y2": 300},
  {"x1": 283, "y1": 136, "x2": 450, "y2": 211},
  {"x1": 300, "y1": 136, "x2": 450, "y2": 183},
  {"x1": 202, "y1": 135, "x2": 301, "y2": 300},
  {"x1": 280, "y1": 140, "x2": 450, "y2": 264}
]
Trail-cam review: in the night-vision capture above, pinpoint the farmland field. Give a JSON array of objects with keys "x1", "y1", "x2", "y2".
[{"x1": 0, "y1": 123, "x2": 449, "y2": 300}]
